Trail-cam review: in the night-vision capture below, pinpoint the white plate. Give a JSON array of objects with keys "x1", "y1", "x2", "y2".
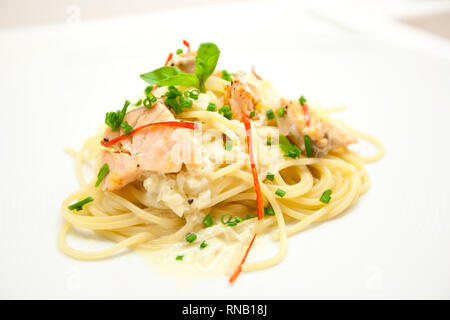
[{"x1": 1, "y1": 1, "x2": 449, "y2": 299}]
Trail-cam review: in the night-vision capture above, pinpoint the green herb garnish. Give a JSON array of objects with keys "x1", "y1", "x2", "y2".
[
  {"x1": 218, "y1": 105, "x2": 233, "y2": 120},
  {"x1": 176, "y1": 255, "x2": 184, "y2": 261},
  {"x1": 164, "y1": 86, "x2": 192, "y2": 114},
  {"x1": 249, "y1": 111, "x2": 256, "y2": 118},
  {"x1": 95, "y1": 163, "x2": 110, "y2": 187},
  {"x1": 264, "y1": 205, "x2": 275, "y2": 216},
  {"x1": 320, "y1": 189, "x2": 332, "y2": 204},
  {"x1": 140, "y1": 42, "x2": 220, "y2": 93},
  {"x1": 220, "y1": 214, "x2": 252, "y2": 227},
  {"x1": 185, "y1": 233, "x2": 197, "y2": 243},
  {"x1": 141, "y1": 66, "x2": 199, "y2": 88},
  {"x1": 195, "y1": 42, "x2": 221, "y2": 92},
  {"x1": 68, "y1": 197, "x2": 94, "y2": 211},
  {"x1": 221, "y1": 70, "x2": 232, "y2": 81},
  {"x1": 120, "y1": 121, "x2": 133, "y2": 134},
  {"x1": 266, "y1": 172, "x2": 274, "y2": 182},
  {"x1": 299, "y1": 95, "x2": 307, "y2": 106},
  {"x1": 200, "y1": 240, "x2": 208, "y2": 249},
  {"x1": 145, "y1": 85, "x2": 154, "y2": 95},
  {"x1": 184, "y1": 89, "x2": 200, "y2": 100},
  {"x1": 275, "y1": 188, "x2": 286, "y2": 198},
  {"x1": 206, "y1": 102, "x2": 217, "y2": 112},
  {"x1": 304, "y1": 135, "x2": 313, "y2": 157},
  {"x1": 176, "y1": 48, "x2": 183, "y2": 55},
  {"x1": 279, "y1": 135, "x2": 301, "y2": 159},
  {"x1": 266, "y1": 109, "x2": 275, "y2": 120},
  {"x1": 221, "y1": 214, "x2": 232, "y2": 224},
  {"x1": 277, "y1": 106, "x2": 286, "y2": 117},
  {"x1": 203, "y1": 214, "x2": 213, "y2": 227},
  {"x1": 105, "y1": 100, "x2": 130, "y2": 131}
]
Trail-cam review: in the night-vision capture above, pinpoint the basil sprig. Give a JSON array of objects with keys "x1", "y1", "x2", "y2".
[
  {"x1": 140, "y1": 42, "x2": 220, "y2": 93},
  {"x1": 194, "y1": 42, "x2": 220, "y2": 92}
]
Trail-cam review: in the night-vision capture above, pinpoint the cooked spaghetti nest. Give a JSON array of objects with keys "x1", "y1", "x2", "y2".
[{"x1": 60, "y1": 71, "x2": 384, "y2": 276}]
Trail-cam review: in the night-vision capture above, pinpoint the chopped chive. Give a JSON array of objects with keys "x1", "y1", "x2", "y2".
[
  {"x1": 142, "y1": 98, "x2": 153, "y2": 108},
  {"x1": 279, "y1": 135, "x2": 301, "y2": 159},
  {"x1": 200, "y1": 240, "x2": 208, "y2": 249},
  {"x1": 234, "y1": 216, "x2": 243, "y2": 223},
  {"x1": 275, "y1": 188, "x2": 286, "y2": 197},
  {"x1": 304, "y1": 135, "x2": 313, "y2": 157},
  {"x1": 203, "y1": 214, "x2": 213, "y2": 227},
  {"x1": 266, "y1": 109, "x2": 275, "y2": 120},
  {"x1": 266, "y1": 172, "x2": 275, "y2": 182},
  {"x1": 227, "y1": 221, "x2": 238, "y2": 227},
  {"x1": 245, "y1": 215, "x2": 255, "y2": 220},
  {"x1": 176, "y1": 255, "x2": 184, "y2": 261},
  {"x1": 183, "y1": 89, "x2": 200, "y2": 100},
  {"x1": 143, "y1": 91, "x2": 157, "y2": 108},
  {"x1": 225, "y1": 139, "x2": 233, "y2": 151},
  {"x1": 134, "y1": 99, "x2": 142, "y2": 106},
  {"x1": 277, "y1": 106, "x2": 286, "y2": 117},
  {"x1": 120, "y1": 121, "x2": 133, "y2": 134},
  {"x1": 105, "y1": 100, "x2": 130, "y2": 131},
  {"x1": 264, "y1": 205, "x2": 275, "y2": 216},
  {"x1": 185, "y1": 233, "x2": 197, "y2": 243},
  {"x1": 249, "y1": 111, "x2": 256, "y2": 118},
  {"x1": 165, "y1": 85, "x2": 182, "y2": 98},
  {"x1": 68, "y1": 197, "x2": 94, "y2": 211},
  {"x1": 95, "y1": 163, "x2": 110, "y2": 187},
  {"x1": 299, "y1": 95, "x2": 307, "y2": 106},
  {"x1": 267, "y1": 137, "x2": 273, "y2": 146},
  {"x1": 219, "y1": 105, "x2": 233, "y2": 120},
  {"x1": 144, "y1": 86, "x2": 154, "y2": 95},
  {"x1": 164, "y1": 86, "x2": 186, "y2": 114},
  {"x1": 179, "y1": 96, "x2": 192, "y2": 109},
  {"x1": 218, "y1": 105, "x2": 230, "y2": 112},
  {"x1": 207, "y1": 102, "x2": 217, "y2": 112},
  {"x1": 176, "y1": 48, "x2": 183, "y2": 55},
  {"x1": 189, "y1": 89, "x2": 200, "y2": 100},
  {"x1": 320, "y1": 189, "x2": 332, "y2": 204},
  {"x1": 221, "y1": 214, "x2": 232, "y2": 224}
]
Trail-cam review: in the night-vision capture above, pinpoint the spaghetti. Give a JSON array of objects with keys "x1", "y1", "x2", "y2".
[{"x1": 59, "y1": 42, "x2": 383, "y2": 281}]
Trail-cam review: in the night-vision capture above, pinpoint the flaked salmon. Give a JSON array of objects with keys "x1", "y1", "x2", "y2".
[
  {"x1": 99, "y1": 102, "x2": 198, "y2": 191},
  {"x1": 224, "y1": 73, "x2": 260, "y2": 120},
  {"x1": 276, "y1": 98, "x2": 357, "y2": 156}
]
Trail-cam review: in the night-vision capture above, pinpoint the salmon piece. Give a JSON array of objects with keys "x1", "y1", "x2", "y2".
[
  {"x1": 99, "y1": 102, "x2": 198, "y2": 191},
  {"x1": 99, "y1": 152, "x2": 138, "y2": 189},
  {"x1": 276, "y1": 98, "x2": 357, "y2": 156},
  {"x1": 168, "y1": 51, "x2": 197, "y2": 74},
  {"x1": 224, "y1": 73, "x2": 260, "y2": 120}
]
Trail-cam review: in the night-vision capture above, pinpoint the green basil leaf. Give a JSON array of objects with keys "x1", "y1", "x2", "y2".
[
  {"x1": 157, "y1": 73, "x2": 199, "y2": 87},
  {"x1": 195, "y1": 42, "x2": 220, "y2": 92},
  {"x1": 140, "y1": 43, "x2": 220, "y2": 93},
  {"x1": 140, "y1": 66, "x2": 183, "y2": 85}
]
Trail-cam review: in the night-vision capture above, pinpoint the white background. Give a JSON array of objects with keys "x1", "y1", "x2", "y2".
[{"x1": 0, "y1": 0, "x2": 449, "y2": 299}]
